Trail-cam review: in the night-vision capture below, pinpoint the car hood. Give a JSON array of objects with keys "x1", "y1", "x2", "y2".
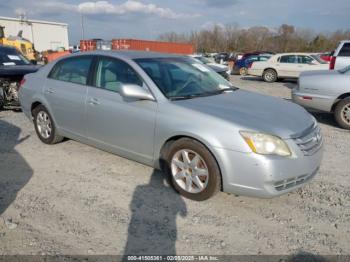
[{"x1": 173, "y1": 89, "x2": 314, "y2": 139}]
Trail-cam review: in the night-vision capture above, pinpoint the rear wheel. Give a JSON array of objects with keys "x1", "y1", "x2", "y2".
[
  {"x1": 334, "y1": 97, "x2": 350, "y2": 130},
  {"x1": 239, "y1": 67, "x2": 248, "y2": 76},
  {"x1": 263, "y1": 69, "x2": 278, "y2": 82},
  {"x1": 165, "y1": 138, "x2": 221, "y2": 201},
  {"x1": 32, "y1": 105, "x2": 64, "y2": 144}
]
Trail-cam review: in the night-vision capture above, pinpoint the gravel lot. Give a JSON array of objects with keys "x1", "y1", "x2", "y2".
[{"x1": 0, "y1": 75, "x2": 349, "y2": 257}]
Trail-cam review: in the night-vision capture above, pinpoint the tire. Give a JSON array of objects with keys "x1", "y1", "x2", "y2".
[
  {"x1": 263, "y1": 69, "x2": 278, "y2": 83},
  {"x1": 165, "y1": 138, "x2": 221, "y2": 201},
  {"x1": 32, "y1": 105, "x2": 64, "y2": 144},
  {"x1": 0, "y1": 90, "x2": 4, "y2": 110},
  {"x1": 239, "y1": 67, "x2": 248, "y2": 76},
  {"x1": 334, "y1": 97, "x2": 350, "y2": 130}
]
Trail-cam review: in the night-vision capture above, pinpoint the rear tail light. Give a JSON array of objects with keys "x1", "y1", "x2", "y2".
[
  {"x1": 329, "y1": 56, "x2": 336, "y2": 70},
  {"x1": 248, "y1": 62, "x2": 253, "y2": 68},
  {"x1": 19, "y1": 78, "x2": 26, "y2": 89}
]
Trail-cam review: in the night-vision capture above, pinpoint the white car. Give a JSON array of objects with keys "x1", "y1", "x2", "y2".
[{"x1": 248, "y1": 53, "x2": 329, "y2": 82}]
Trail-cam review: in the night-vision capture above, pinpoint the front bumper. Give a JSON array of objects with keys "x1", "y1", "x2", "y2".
[{"x1": 212, "y1": 136, "x2": 323, "y2": 198}]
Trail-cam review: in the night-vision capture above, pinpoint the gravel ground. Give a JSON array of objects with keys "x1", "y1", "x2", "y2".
[{"x1": 0, "y1": 75, "x2": 349, "y2": 257}]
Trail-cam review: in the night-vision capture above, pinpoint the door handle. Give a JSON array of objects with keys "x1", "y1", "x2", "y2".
[
  {"x1": 89, "y1": 98, "x2": 100, "y2": 105},
  {"x1": 45, "y1": 88, "x2": 55, "y2": 94}
]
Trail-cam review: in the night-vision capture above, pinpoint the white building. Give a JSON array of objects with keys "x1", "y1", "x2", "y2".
[{"x1": 0, "y1": 16, "x2": 69, "y2": 52}]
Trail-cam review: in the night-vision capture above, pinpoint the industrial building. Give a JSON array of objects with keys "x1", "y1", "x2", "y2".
[{"x1": 0, "y1": 16, "x2": 69, "y2": 52}]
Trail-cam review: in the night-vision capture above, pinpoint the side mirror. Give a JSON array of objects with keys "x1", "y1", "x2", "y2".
[{"x1": 120, "y1": 84, "x2": 155, "y2": 101}]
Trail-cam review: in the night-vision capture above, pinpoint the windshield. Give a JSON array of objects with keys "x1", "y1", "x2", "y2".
[
  {"x1": 311, "y1": 55, "x2": 327, "y2": 64},
  {"x1": 135, "y1": 57, "x2": 235, "y2": 99},
  {"x1": 0, "y1": 49, "x2": 31, "y2": 66}
]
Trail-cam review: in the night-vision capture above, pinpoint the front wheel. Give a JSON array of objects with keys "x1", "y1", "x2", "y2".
[
  {"x1": 334, "y1": 97, "x2": 350, "y2": 130},
  {"x1": 33, "y1": 105, "x2": 64, "y2": 144},
  {"x1": 263, "y1": 69, "x2": 278, "y2": 82},
  {"x1": 165, "y1": 138, "x2": 221, "y2": 201}
]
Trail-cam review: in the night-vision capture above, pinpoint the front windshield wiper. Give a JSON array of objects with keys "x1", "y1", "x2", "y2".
[{"x1": 169, "y1": 87, "x2": 238, "y2": 101}]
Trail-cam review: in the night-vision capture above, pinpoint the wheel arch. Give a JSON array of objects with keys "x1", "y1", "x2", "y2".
[
  {"x1": 331, "y1": 93, "x2": 350, "y2": 112},
  {"x1": 263, "y1": 67, "x2": 278, "y2": 75},
  {"x1": 31, "y1": 101, "x2": 42, "y2": 116}
]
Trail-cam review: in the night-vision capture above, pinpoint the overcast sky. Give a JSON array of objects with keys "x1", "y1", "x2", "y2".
[{"x1": 1, "y1": 0, "x2": 349, "y2": 45}]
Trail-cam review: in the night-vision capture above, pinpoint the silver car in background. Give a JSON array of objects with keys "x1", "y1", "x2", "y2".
[
  {"x1": 19, "y1": 51, "x2": 323, "y2": 201},
  {"x1": 292, "y1": 66, "x2": 350, "y2": 129}
]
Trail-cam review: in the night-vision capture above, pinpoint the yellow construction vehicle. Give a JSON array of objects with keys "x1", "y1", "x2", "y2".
[{"x1": 0, "y1": 26, "x2": 36, "y2": 62}]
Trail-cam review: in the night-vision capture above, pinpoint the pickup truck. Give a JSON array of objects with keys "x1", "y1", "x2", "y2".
[{"x1": 330, "y1": 40, "x2": 350, "y2": 70}]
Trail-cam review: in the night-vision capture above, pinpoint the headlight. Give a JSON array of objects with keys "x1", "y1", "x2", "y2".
[{"x1": 240, "y1": 131, "x2": 291, "y2": 157}]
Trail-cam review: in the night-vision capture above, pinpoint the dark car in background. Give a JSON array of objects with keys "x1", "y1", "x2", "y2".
[
  {"x1": 214, "y1": 52, "x2": 230, "y2": 64},
  {"x1": 232, "y1": 52, "x2": 273, "y2": 75},
  {"x1": 0, "y1": 45, "x2": 40, "y2": 109}
]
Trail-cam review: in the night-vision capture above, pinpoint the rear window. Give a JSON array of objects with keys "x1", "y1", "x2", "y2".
[
  {"x1": 0, "y1": 49, "x2": 31, "y2": 66},
  {"x1": 49, "y1": 57, "x2": 93, "y2": 85},
  {"x1": 280, "y1": 55, "x2": 297, "y2": 63},
  {"x1": 338, "y1": 43, "x2": 350, "y2": 57}
]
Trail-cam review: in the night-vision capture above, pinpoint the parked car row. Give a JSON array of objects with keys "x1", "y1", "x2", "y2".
[{"x1": 248, "y1": 53, "x2": 329, "y2": 82}]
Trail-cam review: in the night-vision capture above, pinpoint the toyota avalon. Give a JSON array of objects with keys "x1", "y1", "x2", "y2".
[{"x1": 19, "y1": 51, "x2": 323, "y2": 201}]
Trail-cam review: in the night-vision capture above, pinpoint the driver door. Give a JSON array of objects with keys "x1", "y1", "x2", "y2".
[{"x1": 85, "y1": 56, "x2": 157, "y2": 164}]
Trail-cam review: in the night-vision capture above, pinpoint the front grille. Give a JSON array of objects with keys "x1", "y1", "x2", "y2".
[
  {"x1": 293, "y1": 124, "x2": 322, "y2": 156},
  {"x1": 274, "y1": 168, "x2": 318, "y2": 191}
]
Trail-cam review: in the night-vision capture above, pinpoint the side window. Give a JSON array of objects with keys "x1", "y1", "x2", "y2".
[
  {"x1": 95, "y1": 57, "x2": 143, "y2": 93},
  {"x1": 339, "y1": 43, "x2": 350, "y2": 57},
  {"x1": 298, "y1": 55, "x2": 314, "y2": 64},
  {"x1": 49, "y1": 57, "x2": 92, "y2": 85},
  {"x1": 280, "y1": 55, "x2": 297, "y2": 63}
]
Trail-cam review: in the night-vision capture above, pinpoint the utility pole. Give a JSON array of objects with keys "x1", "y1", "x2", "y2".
[{"x1": 81, "y1": 13, "x2": 85, "y2": 40}]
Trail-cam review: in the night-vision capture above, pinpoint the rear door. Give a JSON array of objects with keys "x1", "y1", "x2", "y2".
[
  {"x1": 45, "y1": 56, "x2": 93, "y2": 136},
  {"x1": 85, "y1": 56, "x2": 157, "y2": 164},
  {"x1": 295, "y1": 55, "x2": 316, "y2": 76},
  {"x1": 277, "y1": 55, "x2": 298, "y2": 77}
]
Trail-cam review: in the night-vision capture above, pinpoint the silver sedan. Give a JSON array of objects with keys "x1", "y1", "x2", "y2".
[
  {"x1": 19, "y1": 51, "x2": 323, "y2": 200},
  {"x1": 292, "y1": 66, "x2": 350, "y2": 129}
]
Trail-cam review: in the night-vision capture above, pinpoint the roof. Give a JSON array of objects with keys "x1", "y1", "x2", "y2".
[
  {"x1": 275, "y1": 52, "x2": 314, "y2": 56},
  {"x1": 79, "y1": 50, "x2": 184, "y2": 60},
  {"x1": 0, "y1": 16, "x2": 68, "y2": 27}
]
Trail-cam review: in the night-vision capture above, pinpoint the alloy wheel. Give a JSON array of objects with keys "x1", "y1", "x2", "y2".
[
  {"x1": 36, "y1": 111, "x2": 52, "y2": 139},
  {"x1": 341, "y1": 103, "x2": 350, "y2": 124},
  {"x1": 171, "y1": 149, "x2": 209, "y2": 194}
]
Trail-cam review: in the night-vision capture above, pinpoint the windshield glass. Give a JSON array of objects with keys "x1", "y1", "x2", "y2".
[
  {"x1": 135, "y1": 57, "x2": 235, "y2": 99},
  {"x1": 0, "y1": 49, "x2": 31, "y2": 66},
  {"x1": 311, "y1": 55, "x2": 327, "y2": 64}
]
